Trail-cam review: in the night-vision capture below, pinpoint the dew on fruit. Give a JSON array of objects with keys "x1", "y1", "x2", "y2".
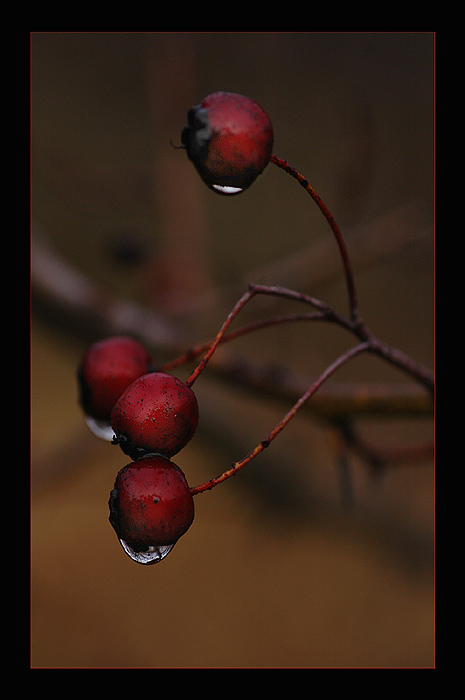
[
  {"x1": 210, "y1": 184, "x2": 244, "y2": 195},
  {"x1": 118, "y1": 538, "x2": 175, "y2": 565},
  {"x1": 84, "y1": 415, "x2": 115, "y2": 441}
]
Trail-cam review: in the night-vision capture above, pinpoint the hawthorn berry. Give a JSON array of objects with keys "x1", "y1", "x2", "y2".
[
  {"x1": 77, "y1": 336, "x2": 154, "y2": 423},
  {"x1": 181, "y1": 91, "x2": 274, "y2": 194},
  {"x1": 108, "y1": 455, "x2": 195, "y2": 563},
  {"x1": 111, "y1": 371, "x2": 199, "y2": 460}
]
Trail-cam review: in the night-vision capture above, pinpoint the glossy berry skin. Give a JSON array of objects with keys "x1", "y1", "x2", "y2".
[
  {"x1": 111, "y1": 371, "x2": 199, "y2": 460},
  {"x1": 108, "y1": 456, "x2": 195, "y2": 550},
  {"x1": 77, "y1": 336, "x2": 153, "y2": 422},
  {"x1": 181, "y1": 91, "x2": 274, "y2": 193}
]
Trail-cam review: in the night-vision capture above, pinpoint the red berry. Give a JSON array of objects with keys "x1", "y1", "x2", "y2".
[
  {"x1": 108, "y1": 455, "x2": 195, "y2": 559},
  {"x1": 78, "y1": 336, "x2": 153, "y2": 422},
  {"x1": 111, "y1": 371, "x2": 199, "y2": 460},
  {"x1": 181, "y1": 91, "x2": 274, "y2": 194}
]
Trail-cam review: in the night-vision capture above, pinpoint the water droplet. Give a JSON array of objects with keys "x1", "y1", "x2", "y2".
[
  {"x1": 119, "y1": 538, "x2": 175, "y2": 565},
  {"x1": 210, "y1": 184, "x2": 243, "y2": 196},
  {"x1": 84, "y1": 415, "x2": 115, "y2": 441}
]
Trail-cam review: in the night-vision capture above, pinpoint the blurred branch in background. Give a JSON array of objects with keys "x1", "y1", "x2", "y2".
[
  {"x1": 31, "y1": 225, "x2": 433, "y2": 415},
  {"x1": 31, "y1": 218, "x2": 433, "y2": 496},
  {"x1": 31, "y1": 228, "x2": 184, "y2": 349}
]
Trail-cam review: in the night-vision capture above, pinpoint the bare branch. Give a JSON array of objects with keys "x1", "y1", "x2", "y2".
[{"x1": 31, "y1": 228, "x2": 184, "y2": 349}]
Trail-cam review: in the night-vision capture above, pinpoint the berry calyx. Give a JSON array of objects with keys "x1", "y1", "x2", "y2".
[
  {"x1": 181, "y1": 91, "x2": 274, "y2": 194},
  {"x1": 108, "y1": 455, "x2": 195, "y2": 561},
  {"x1": 111, "y1": 371, "x2": 199, "y2": 460},
  {"x1": 77, "y1": 336, "x2": 154, "y2": 422}
]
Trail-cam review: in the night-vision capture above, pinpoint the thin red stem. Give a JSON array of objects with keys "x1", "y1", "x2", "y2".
[
  {"x1": 190, "y1": 341, "x2": 370, "y2": 495},
  {"x1": 270, "y1": 154, "x2": 360, "y2": 323},
  {"x1": 185, "y1": 283, "x2": 337, "y2": 387},
  {"x1": 180, "y1": 281, "x2": 433, "y2": 393},
  {"x1": 185, "y1": 287, "x2": 256, "y2": 386},
  {"x1": 158, "y1": 310, "x2": 326, "y2": 374}
]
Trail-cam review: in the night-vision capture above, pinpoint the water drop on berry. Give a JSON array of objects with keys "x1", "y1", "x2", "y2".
[
  {"x1": 210, "y1": 184, "x2": 244, "y2": 196},
  {"x1": 118, "y1": 539, "x2": 175, "y2": 565},
  {"x1": 108, "y1": 456, "x2": 194, "y2": 565},
  {"x1": 84, "y1": 415, "x2": 115, "y2": 441},
  {"x1": 182, "y1": 92, "x2": 273, "y2": 193}
]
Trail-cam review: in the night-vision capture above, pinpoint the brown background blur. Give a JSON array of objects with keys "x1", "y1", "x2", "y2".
[{"x1": 31, "y1": 32, "x2": 434, "y2": 668}]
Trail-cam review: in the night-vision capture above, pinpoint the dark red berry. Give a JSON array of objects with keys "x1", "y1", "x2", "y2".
[
  {"x1": 181, "y1": 91, "x2": 274, "y2": 194},
  {"x1": 78, "y1": 336, "x2": 153, "y2": 422},
  {"x1": 111, "y1": 371, "x2": 199, "y2": 460},
  {"x1": 108, "y1": 455, "x2": 195, "y2": 555}
]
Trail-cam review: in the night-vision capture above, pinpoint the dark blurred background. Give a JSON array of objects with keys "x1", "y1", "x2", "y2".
[{"x1": 31, "y1": 32, "x2": 434, "y2": 668}]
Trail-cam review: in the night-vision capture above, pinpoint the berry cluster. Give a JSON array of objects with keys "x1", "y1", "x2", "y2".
[{"x1": 78, "y1": 336, "x2": 198, "y2": 564}]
